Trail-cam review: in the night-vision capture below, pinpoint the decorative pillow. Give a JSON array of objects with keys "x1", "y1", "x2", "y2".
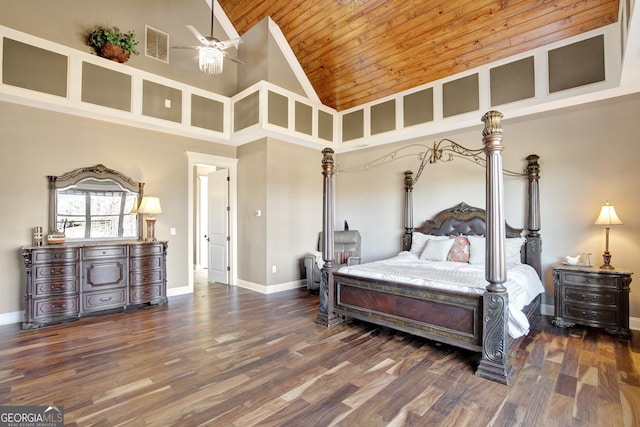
[
  {"x1": 335, "y1": 251, "x2": 353, "y2": 265},
  {"x1": 468, "y1": 236, "x2": 486, "y2": 265},
  {"x1": 410, "y1": 232, "x2": 449, "y2": 256},
  {"x1": 447, "y1": 236, "x2": 470, "y2": 262},
  {"x1": 420, "y1": 238, "x2": 455, "y2": 261},
  {"x1": 506, "y1": 237, "x2": 525, "y2": 265}
]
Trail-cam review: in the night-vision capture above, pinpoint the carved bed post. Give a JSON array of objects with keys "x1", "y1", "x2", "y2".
[
  {"x1": 525, "y1": 154, "x2": 542, "y2": 277},
  {"x1": 402, "y1": 170, "x2": 414, "y2": 251},
  {"x1": 476, "y1": 110, "x2": 514, "y2": 385},
  {"x1": 315, "y1": 148, "x2": 340, "y2": 327}
]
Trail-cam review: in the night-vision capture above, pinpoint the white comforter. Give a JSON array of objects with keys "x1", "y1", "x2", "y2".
[{"x1": 338, "y1": 251, "x2": 545, "y2": 338}]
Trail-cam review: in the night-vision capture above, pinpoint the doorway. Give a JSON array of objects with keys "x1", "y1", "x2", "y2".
[{"x1": 187, "y1": 152, "x2": 238, "y2": 293}]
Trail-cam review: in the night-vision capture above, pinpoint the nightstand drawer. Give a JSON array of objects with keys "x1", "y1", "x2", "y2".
[
  {"x1": 562, "y1": 304, "x2": 618, "y2": 327},
  {"x1": 560, "y1": 271, "x2": 619, "y2": 289},
  {"x1": 563, "y1": 287, "x2": 617, "y2": 306}
]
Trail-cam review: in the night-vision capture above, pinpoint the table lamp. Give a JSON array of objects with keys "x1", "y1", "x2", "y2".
[
  {"x1": 137, "y1": 196, "x2": 162, "y2": 242},
  {"x1": 594, "y1": 201, "x2": 622, "y2": 269}
]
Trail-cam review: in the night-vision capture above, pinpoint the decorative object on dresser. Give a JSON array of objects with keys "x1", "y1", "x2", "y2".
[
  {"x1": 594, "y1": 201, "x2": 623, "y2": 269},
  {"x1": 137, "y1": 196, "x2": 163, "y2": 242},
  {"x1": 551, "y1": 264, "x2": 632, "y2": 338},
  {"x1": 21, "y1": 241, "x2": 168, "y2": 329}
]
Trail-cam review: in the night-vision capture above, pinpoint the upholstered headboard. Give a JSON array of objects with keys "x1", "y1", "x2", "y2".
[{"x1": 412, "y1": 202, "x2": 523, "y2": 239}]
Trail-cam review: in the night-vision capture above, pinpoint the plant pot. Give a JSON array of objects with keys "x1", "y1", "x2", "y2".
[{"x1": 100, "y1": 44, "x2": 130, "y2": 63}]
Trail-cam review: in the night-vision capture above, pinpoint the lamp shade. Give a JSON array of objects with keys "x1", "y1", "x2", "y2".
[
  {"x1": 594, "y1": 202, "x2": 622, "y2": 225},
  {"x1": 137, "y1": 196, "x2": 163, "y2": 215}
]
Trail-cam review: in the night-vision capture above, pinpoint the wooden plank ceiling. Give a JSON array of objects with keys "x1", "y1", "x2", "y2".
[{"x1": 218, "y1": 0, "x2": 619, "y2": 111}]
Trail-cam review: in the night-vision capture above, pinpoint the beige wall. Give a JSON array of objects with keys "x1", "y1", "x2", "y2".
[
  {"x1": 0, "y1": 101, "x2": 235, "y2": 316},
  {"x1": 238, "y1": 138, "x2": 323, "y2": 287},
  {"x1": 335, "y1": 93, "x2": 640, "y2": 317}
]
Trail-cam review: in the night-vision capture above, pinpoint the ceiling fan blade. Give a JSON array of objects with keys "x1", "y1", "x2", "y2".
[
  {"x1": 219, "y1": 37, "x2": 243, "y2": 50},
  {"x1": 223, "y1": 51, "x2": 245, "y2": 64},
  {"x1": 186, "y1": 25, "x2": 210, "y2": 45}
]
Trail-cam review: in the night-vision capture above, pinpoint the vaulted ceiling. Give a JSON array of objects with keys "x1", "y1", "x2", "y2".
[{"x1": 218, "y1": 0, "x2": 619, "y2": 111}]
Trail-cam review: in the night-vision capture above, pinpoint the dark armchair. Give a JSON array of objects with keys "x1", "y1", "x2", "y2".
[{"x1": 304, "y1": 230, "x2": 361, "y2": 292}]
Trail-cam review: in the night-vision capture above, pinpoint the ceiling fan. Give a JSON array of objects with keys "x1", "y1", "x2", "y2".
[{"x1": 173, "y1": 2, "x2": 244, "y2": 75}]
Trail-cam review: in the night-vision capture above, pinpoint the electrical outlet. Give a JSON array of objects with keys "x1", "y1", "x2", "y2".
[
  {"x1": 272, "y1": 265, "x2": 277, "y2": 273},
  {"x1": 164, "y1": 99, "x2": 171, "y2": 108},
  {"x1": 170, "y1": 227, "x2": 176, "y2": 235}
]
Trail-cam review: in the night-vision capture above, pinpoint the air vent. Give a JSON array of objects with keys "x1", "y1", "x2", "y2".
[{"x1": 145, "y1": 25, "x2": 169, "y2": 63}]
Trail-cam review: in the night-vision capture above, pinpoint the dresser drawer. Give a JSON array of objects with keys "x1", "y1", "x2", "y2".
[
  {"x1": 130, "y1": 255, "x2": 163, "y2": 271},
  {"x1": 82, "y1": 246, "x2": 127, "y2": 259},
  {"x1": 129, "y1": 284, "x2": 163, "y2": 304},
  {"x1": 562, "y1": 287, "x2": 618, "y2": 306},
  {"x1": 562, "y1": 304, "x2": 618, "y2": 327},
  {"x1": 34, "y1": 263, "x2": 78, "y2": 281},
  {"x1": 130, "y1": 269, "x2": 164, "y2": 286},
  {"x1": 82, "y1": 288, "x2": 127, "y2": 312},
  {"x1": 33, "y1": 296, "x2": 79, "y2": 319},
  {"x1": 130, "y1": 244, "x2": 164, "y2": 257},
  {"x1": 560, "y1": 271, "x2": 620, "y2": 289},
  {"x1": 32, "y1": 248, "x2": 79, "y2": 264},
  {"x1": 34, "y1": 278, "x2": 79, "y2": 297},
  {"x1": 82, "y1": 259, "x2": 127, "y2": 291}
]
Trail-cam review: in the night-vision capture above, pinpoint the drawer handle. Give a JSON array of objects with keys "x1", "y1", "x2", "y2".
[
  {"x1": 581, "y1": 294, "x2": 598, "y2": 302},
  {"x1": 53, "y1": 254, "x2": 61, "y2": 259},
  {"x1": 50, "y1": 303, "x2": 66, "y2": 310},
  {"x1": 581, "y1": 311, "x2": 597, "y2": 319},
  {"x1": 100, "y1": 297, "x2": 113, "y2": 302},
  {"x1": 50, "y1": 269, "x2": 62, "y2": 275},
  {"x1": 102, "y1": 251, "x2": 107, "y2": 255}
]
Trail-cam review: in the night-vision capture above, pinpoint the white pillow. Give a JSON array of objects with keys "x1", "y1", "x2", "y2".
[
  {"x1": 409, "y1": 232, "x2": 449, "y2": 256},
  {"x1": 468, "y1": 236, "x2": 524, "y2": 265},
  {"x1": 468, "y1": 236, "x2": 486, "y2": 265},
  {"x1": 420, "y1": 238, "x2": 455, "y2": 261},
  {"x1": 506, "y1": 237, "x2": 525, "y2": 265}
]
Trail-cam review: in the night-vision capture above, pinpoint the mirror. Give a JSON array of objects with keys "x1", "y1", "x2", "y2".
[{"x1": 48, "y1": 164, "x2": 145, "y2": 241}]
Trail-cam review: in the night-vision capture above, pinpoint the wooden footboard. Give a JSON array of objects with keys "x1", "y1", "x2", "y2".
[{"x1": 333, "y1": 271, "x2": 483, "y2": 352}]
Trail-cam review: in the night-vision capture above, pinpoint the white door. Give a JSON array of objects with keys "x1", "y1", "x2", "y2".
[{"x1": 208, "y1": 169, "x2": 229, "y2": 284}]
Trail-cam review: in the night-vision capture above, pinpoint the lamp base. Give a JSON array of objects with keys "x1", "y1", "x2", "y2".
[
  {"x1": 145, "y1": 218, "x2": 157, "y2": 242},
  {"x1": 600, "y1": 251, "x2": 614, "y2": 270}
]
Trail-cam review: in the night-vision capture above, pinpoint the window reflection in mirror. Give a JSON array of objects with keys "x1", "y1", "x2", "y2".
[{"x1": 56, "y1": 178, "x2": 138, "y2": 239}]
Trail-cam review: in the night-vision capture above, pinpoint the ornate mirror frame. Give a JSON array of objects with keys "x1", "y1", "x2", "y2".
[{"x1": 48, "y1": 164, "x2": 145, "y2": 241}]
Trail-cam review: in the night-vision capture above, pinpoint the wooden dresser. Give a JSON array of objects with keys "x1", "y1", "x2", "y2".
[
  {"x1": 551, "y1": 264, "x2": 633, "y2": 338},
  {"x1": 21, "y1": 241, "x2": 168, "y2": 329}
]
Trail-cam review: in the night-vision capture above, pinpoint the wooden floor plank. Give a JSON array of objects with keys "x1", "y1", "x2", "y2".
[{"x1": 0, "y1": 271, "x2": 637, "y2": 426}]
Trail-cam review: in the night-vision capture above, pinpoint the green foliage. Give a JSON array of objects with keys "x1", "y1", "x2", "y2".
[{"x1": 87, "y1": 25, "x2": 139, "y2": 56}]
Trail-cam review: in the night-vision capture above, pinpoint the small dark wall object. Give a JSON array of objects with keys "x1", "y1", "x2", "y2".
[{"x1": 344, "y1": 220, "x2": 349, "y2": 231}]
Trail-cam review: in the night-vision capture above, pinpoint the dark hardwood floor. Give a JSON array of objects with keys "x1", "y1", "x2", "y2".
[{"x1": 1, "y1": 272, "x2": 639, "y2": 426}]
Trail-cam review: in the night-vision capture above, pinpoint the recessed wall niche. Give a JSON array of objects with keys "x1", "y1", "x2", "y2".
[
  {"x1": 371, "y1": 100, "x2": 396, "y2": 135},
  {"x1": 490, "y1": 57, "x2": 535, "y2": 106},
  {"x1": 191, "y1": 95, "x2": 224, "y2": 132},
  {"x1": 268, "y1": 91, "x2": 288, "y2": 128},
  {"x1": 443, "y1": 74, "x2": 479, "y2": 118},
  {"x1": 403, "y1": 88, "x2": 433, "y2": 127},
  {"x1": 142, "y1": 80, "x2": 182, "y2": 123},
  {"x1": 548, "y1": 35, "x2": 605, "y2": 93},
  {"x1": 234, "y1": 91, "x2": 259, "y2": 132},
  {"x1": 82, "y1": 62, "x2": 132, "y2": 111},
  {"x1": 342, "y1": 109, "x2": 364, "y2": 141},
  {"x1": 2, "y1": 38, "x2": 67, "y2": 97},
  {"x1": 295, "y1": 101, "x2": 313, "y2": 136},
  {"x1": 318, "y1": 110, "x2": 333, "y2": 142}
]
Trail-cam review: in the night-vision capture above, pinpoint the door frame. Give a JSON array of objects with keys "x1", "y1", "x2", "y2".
[{"x1": 186, "y1": 151, "x2": 238, "y2": 292}]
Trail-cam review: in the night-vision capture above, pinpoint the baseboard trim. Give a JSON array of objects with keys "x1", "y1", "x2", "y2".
[
  {"x1": 237, "y1": 279, "x2": 306, "y2": 294},
  {"x1": 0, "y1": 310, "x2": 23, "y2": 326},
  {"x1": 167, "y1": 285, "x2": 192, "y2": 297}
]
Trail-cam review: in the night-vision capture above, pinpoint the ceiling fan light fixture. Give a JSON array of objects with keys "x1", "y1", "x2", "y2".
[{"x1": 199, "y1": 47, "x2": 224, "y2": 75}]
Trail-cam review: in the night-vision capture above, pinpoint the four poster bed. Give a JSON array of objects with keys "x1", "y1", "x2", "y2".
[{"x1": 314, "y1": 111, "x2": 543, "y2": 385}]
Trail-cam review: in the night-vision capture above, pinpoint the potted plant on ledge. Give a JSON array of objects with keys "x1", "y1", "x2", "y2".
[{"x1": 87, "y1": 25, "x2": 139, "y2": 63}]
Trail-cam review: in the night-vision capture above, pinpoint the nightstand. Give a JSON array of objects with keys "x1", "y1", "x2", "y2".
[{"x1": 551, "y1": 264, "x2": 633, "y2": 338}]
